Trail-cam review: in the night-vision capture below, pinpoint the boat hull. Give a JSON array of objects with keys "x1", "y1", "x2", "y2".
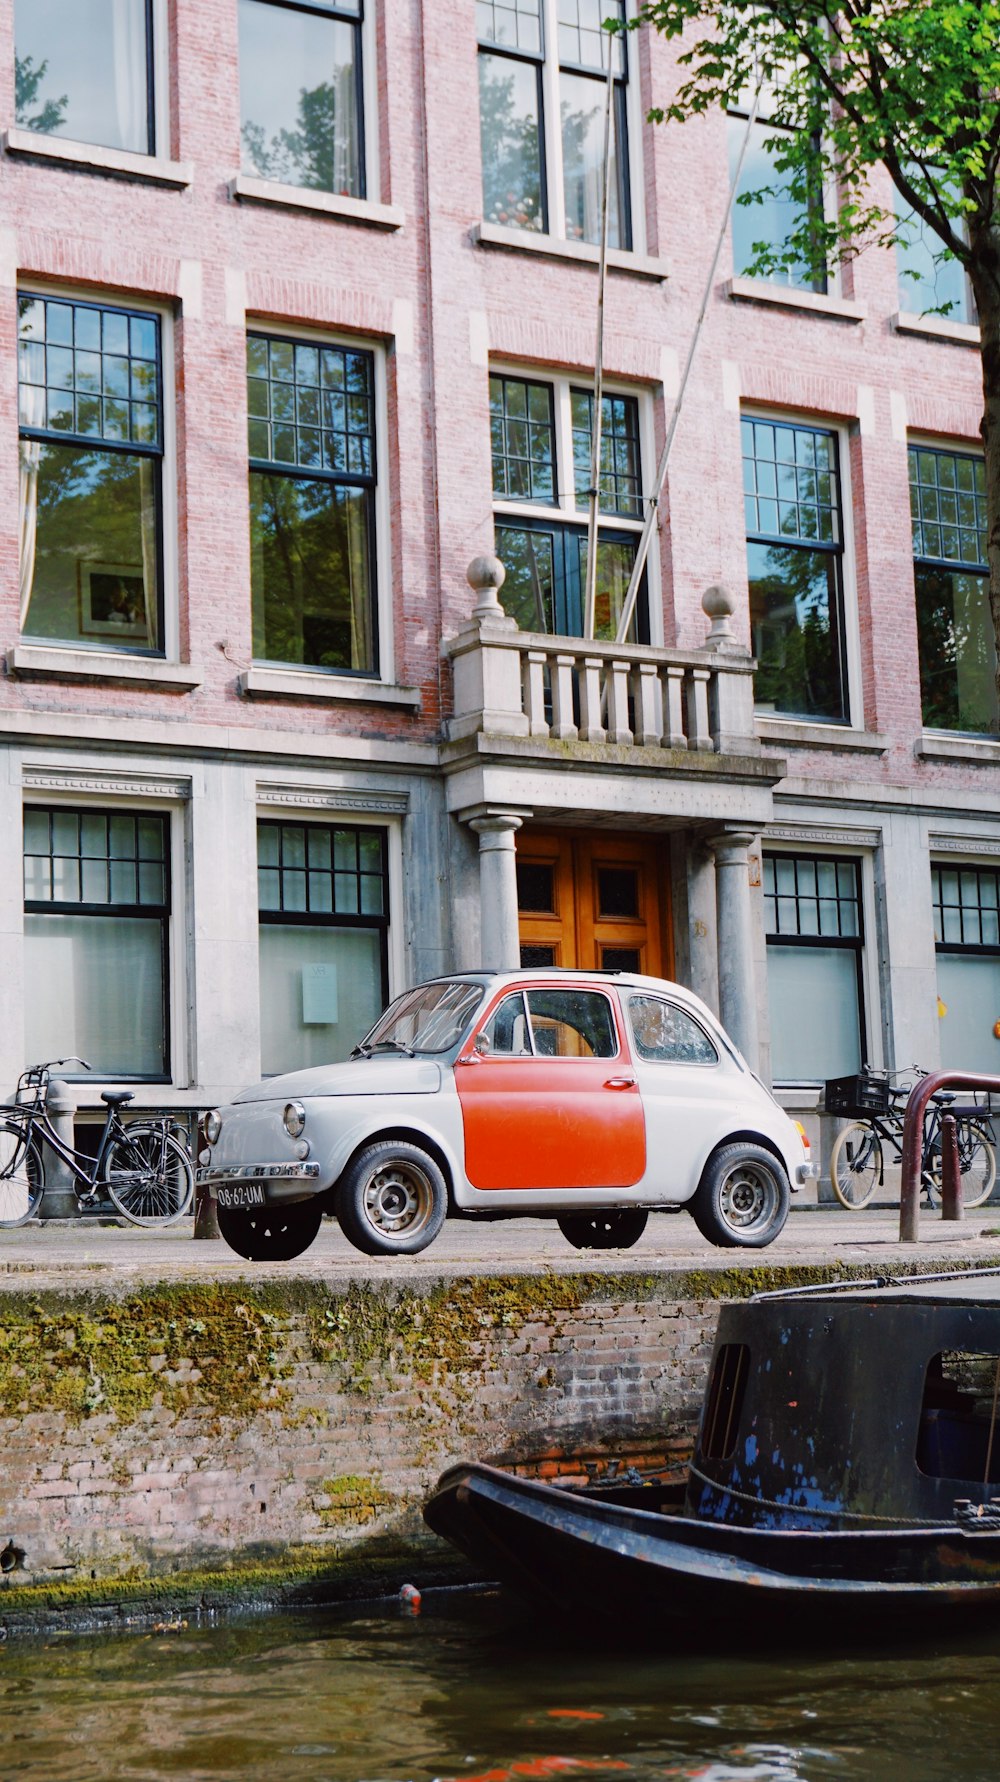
[{"x1": 424, "y1": 1463, "x2": 1000, "y2": 1631}]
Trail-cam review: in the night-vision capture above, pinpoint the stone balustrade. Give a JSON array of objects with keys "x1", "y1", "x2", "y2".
[{"x1": 445, "y1": 561, "x2": 758, "y2": 756}]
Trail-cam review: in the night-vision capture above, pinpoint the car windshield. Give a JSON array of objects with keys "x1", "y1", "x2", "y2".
[{"x1": 357, "y1": 981, "x2": 485, "y2": 1056}]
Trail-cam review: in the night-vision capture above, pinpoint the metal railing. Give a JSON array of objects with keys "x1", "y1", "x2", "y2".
[{"x1": 900, "y1": 1071, "x2": 1000, "y2": 1241}]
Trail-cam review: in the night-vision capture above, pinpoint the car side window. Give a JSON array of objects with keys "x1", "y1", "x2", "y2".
[
  {"x1": 525, "y1": 989, "x2": 618, "y2": 1059},
  {"x1": 627, "y1": 994, "x2": 718, "y2": 1065},
  {"x1": 479, "y1": 992, "x2": 533, "y2": 1056}
]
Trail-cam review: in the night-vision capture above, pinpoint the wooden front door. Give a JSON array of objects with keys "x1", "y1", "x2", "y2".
[{"x1": 515, "y1": 830, "x2": 673, "y2": 975}]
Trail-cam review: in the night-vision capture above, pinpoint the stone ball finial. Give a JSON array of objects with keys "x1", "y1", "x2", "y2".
[
  {"x1": 467, "y1": 553, "x2": 507, "y2": 620},
  {"x1": 702, "y1": 581, "x2": 737, "y2": 649}
]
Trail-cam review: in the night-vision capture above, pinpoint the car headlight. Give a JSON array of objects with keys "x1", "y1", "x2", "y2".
[
  {"x1": 283, "y1": 1101, "x2": 306, "y2": 1139},
  {"x1": 205, "y1": 1109, "x2": 222, "y2": 1145}
]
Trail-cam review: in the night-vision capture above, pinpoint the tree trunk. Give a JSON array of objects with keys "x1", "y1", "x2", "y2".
[{"x1": 969, "y1": 235, "x2": 1000, "y2": 723}]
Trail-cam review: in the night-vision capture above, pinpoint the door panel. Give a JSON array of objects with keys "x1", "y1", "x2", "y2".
[{"x1": 517, "y1": 829, "x2": 672, "y2": 975}]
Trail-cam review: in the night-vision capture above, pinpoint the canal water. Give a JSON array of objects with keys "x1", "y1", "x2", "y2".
[{"x1": 0, "y1": 1588, "x2": 997, "y2": 1781}]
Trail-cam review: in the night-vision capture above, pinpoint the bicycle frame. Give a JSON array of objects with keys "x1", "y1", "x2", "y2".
[
  {"x1": 843, "y1": 1095, "x2": 996, "y2": 1188},
  {"x1": 1, "y1": 1101, "x2": 132, "y2": 1200}
]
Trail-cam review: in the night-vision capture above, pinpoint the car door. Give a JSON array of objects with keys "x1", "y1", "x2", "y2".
[
  {"x1": 455, "y1": 984, "x2": 645, "y2": 1190},
  {"x1": 623, "y1": 990, "x2": 730, "y2": 1199}
]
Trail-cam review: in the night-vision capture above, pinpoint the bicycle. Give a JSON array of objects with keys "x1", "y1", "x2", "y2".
[
  {"x1": 826, "y1": 1065, "x2": 997, "y2": 1211},
  {"x1": 0, "y1": 1059, "x2": 194, "y2": 1228}
]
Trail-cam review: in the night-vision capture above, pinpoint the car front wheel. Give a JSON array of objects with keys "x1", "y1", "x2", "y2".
[
  {"x1": 217, "y1": 1198, "x2": 323, "y2": 1261},
  {"x1": 556, "y1": 1210, "x2": 648, "y2": 1250},
  {"x1": 691, "y1": 1143, "x2": 790, "y2": 1248},
  {"x1": 336, "y1": 1141, "x2": 447, "y2": 1256}
]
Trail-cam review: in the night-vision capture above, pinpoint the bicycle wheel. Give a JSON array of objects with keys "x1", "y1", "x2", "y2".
[
  {"x1": 104, "y1": 1126, "x2": 194, "y2": 1226},
  {"x1": 829, "y1": 1120, "x2": 883, "y2": 1210},
  {"x1": 0, "y1": 1122, "x2": 45, "y2": 1226},
  {"x1": 925, "y1": 1119, "x2": 997, "y2": 1210}
]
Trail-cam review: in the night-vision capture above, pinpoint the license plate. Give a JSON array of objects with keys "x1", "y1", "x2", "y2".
[{"x1": 217, "y1": 1182, "x2": 265, "y2": 1210}]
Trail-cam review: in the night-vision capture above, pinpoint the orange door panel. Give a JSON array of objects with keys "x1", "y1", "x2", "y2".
[
  {"x1": 456, "y1": 1056, "x2": 645, "y2": 1189},
  {"x1": 516, "y1": 829, "x2": 673, "y2": 975}
]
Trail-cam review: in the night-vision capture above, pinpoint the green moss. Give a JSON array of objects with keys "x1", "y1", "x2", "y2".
[
  {"x1": 0, "y1": 1282, "x2": 306, "y2": 1426},
  {"x1": 315, "y1": 1474, "x2": 395, "y2": 1528}
]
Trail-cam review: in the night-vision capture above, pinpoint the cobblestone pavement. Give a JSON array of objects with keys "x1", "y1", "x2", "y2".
[{"x1": 1, "y1": 1199, "x2": 999, "y2": 1289}]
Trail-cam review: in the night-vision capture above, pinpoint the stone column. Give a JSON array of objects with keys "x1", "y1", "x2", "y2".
[
  {"x1": 40, "y1": 1077, "x2": 81, "y2": 1220},
  {"x1": 468, "y1": 811, "x2": 524, "y2": 970},
  {"x1": 706, "y1": 829, "x2": 760, "y2": 1070}
]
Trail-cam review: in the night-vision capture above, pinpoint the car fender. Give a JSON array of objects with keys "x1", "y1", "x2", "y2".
[{"x1": 306, "y1": 1093, "x2": 468, "y2": 1200}]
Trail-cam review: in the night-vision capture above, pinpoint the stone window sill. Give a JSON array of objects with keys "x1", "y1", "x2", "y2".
[
  {"x1": 4, "y1": 127, "x2": 193, "y2": 187},
  {"x1": 229, "y1": 174, "x2": 403, "y2": 229},
  {"x1": 472, "y1": 221, "x2": 668, "y2": 282},
  {"x1": 7, "y1": 644, "x2": 202, "y2": 690},
  {"x1": 756, "y1": 717, "x2": 887, "y2": 752},
  {"x1": 239, "y1": 666, "x2": 421, "y2": 708},
  {"x1": 725, "y1": 276, "x2": 865, "y2": 323},
  {"x1": 893, "y1": 310, "x2": 979, "y2": 347},
  {"x1": 916, "y1": 730, "x2": 1000, "y2": 764},
  {"x1": 774, "y1": 1086, "x2": 822, "y2": 1112}
]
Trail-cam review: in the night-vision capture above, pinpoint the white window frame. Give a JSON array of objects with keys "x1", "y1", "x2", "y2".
[
  {"x1": 490, "y1": 360, "x2": 661, "y2": 642},
  {"x1": 477, "y1": 0, "x2": 646, "y2": 257},
  {"x1": 237, "y1": 0, "x2": 379, "y2": 203},
  {"x1": 742, "y1": 404, "x2": 861, "y2": 730},
  {"x1": 762, "y1": 840, "x2": 880, "y2": 1083},
  {"x1": 17, "y1": 282, "x2": 179, "y2": 664},
  {"x1": 245, "y1": 319, "x2": 393, "y2": 682},
  {"x1": 22, "y1": 790, "x2": 187, "y2": 1087}
]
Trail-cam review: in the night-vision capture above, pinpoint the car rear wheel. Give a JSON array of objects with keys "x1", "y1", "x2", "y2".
[
  {"x1": 217, "y1": 1199, "x2": 323, "y2": 1261},
  {"x1": 691, "y1": 1143, "x2": 790, "y2": 1248},
  {"x1": 556, "y1": 1210, "x2": 648, "y2": 1250},
  {"x1": 336, "y1": 1142, "x2": 447, "y2": 1256}
]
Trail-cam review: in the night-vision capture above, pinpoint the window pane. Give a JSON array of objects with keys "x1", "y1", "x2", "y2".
[
  {"x1": 728, "y1": 115, "x2": 825, "y2": 293},
  {"x1": 895, "y1": 182, "x2": 972, "y2": 324},
  {"x1": 748, "y1": 539, "x2": 847, "y2": 721},
  {"x1": 259, "y1": 924, "x2": 384, "y2": 1072},
  {"x1": 18, "y1": 296, "x2": 160, "y2": 447},
  {"x1": 571, "y1": 389, "x2": 641, "y2": 516},
  {"x1": 477, "y1": 0, "x2": 542, "y2": 53},
  {"x1": 20, "y1": 443, "x2": 160, "y2": 651},
  {"x1": 578, "y1": 534, "x2": 642, "y2": 642},
  {"x1": 490, "y1": 375, "x2": 555, "y2": 501},
  {"x1": 910, "y1": 447, "x2": 986, "y2": 567},
  {"x1": 15, "y1": 0, "x2": 150, "y2": 155},
  {"x1": 767, "y1": 944, "x2": 862, "y2": 1082},
  {"x1": 479, "y1": 51, "x2": 544, "y2": 233},
  {"x1": 558, "y1": 0, "x2": 625, "y2": 73},
  {"x1": 937, "y1": 954, "x2": 1000, "y2": 1074},
  {"x1": 247, "y1": 337, "x2": 373, "y2": 478},
  {"x1": 495, "y1": 525, "x2": 556, "y2": 632},
  {"x1": 250, "y1": 472, "x2": 374, "y2": 672},
  {"x1": 560, "y1": 69, "x2": 623, "y2": 249},
  {"x1": 526, "y1": 988, "x2": 617, "y2": 1057},
  {"x1": 24, "y1": 913, "x2": 165, "y2": 1076},
  {"x1": 239, "y1": 0, "x2": 362, "y2": 196},
  {"x1": 628, "y1": 995, "x2": 717, "y2": 1064},
  {"x1": 915, "y1": 564, "x2": 998, "y2": 734}
]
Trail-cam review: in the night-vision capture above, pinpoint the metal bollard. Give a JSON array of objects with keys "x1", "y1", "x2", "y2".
[
  {"x1": 192, "y1": 1117, "x2": 220, "y2": 1239},
  {"x1": 940, "y1": 1112, "x2": 963, "y2": 1221}
]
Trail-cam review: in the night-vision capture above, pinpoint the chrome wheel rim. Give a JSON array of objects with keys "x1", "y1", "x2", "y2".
[
  {"x1": 362, "y1": 1161, "x2": 435, "y2": 1239},
  {"x1": 719, "y1": 1161, "x2": 778, "y2": 1233}
]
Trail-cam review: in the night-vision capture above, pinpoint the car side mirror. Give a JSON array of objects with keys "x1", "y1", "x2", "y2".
[{"x1": 473, "y1": 1032, "x2": 491, "y2": 1056}]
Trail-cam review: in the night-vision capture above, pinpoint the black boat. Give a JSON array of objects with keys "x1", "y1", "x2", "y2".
[{"x1": 424, "y1": 1271, "x2": 1000, "y2": 1629}]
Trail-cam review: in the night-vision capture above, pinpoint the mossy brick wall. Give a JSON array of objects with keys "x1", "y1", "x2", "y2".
[{"x1": 0, "y1": 1270, "x2": 742, "y2": 1596}]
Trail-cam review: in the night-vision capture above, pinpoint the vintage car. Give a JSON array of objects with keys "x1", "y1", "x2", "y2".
[{"x1": 198, "y1": 969, "x2": 814, "y2": 1262}]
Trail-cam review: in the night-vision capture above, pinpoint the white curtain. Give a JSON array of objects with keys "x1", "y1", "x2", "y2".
[
  {"x1": 112, "y1": 0, "x2": 146, "y2": 154},
  {"x1": 18, "y1": 385, "x2": 45, "y2": 631}
]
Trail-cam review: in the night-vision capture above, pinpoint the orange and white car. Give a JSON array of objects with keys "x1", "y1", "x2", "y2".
[{"x1": 198, "y1": 970, "x2": 814, "y2": 1262}]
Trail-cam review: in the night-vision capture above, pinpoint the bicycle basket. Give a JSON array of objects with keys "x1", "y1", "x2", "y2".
[
  {"x1": 14, "y1": 1065, "x2": 48, "y2": 1109},
  {"x1": 824, "y1": 1071, "x2": 891, "y2": 1117}
]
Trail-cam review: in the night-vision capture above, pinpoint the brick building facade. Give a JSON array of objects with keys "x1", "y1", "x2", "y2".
[{"x1": 0, "y1": 0, "x2": 997, "y2": 1185}]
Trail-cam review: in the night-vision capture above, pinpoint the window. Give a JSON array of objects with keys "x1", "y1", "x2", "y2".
[
  {"x1": 743, "y1": 416, "x2": 848, "y2": 723},
  {"x1": 917, "y1": 1352, "x2": 1000, "y2": 1482},
  {"x1": 627, "y1": 995, "x2": 718, "y2": 1065},
  {"x1": 728, "y1": 82, "x2": 825, "y2": 292},
  {"x1": 909, "y1": 445, "x2": 997, "y2": 734},
  {"x1": 895, "y1": 179, "x2": 973, "y2": 325},
  {"x1": 257, "y1": 820, "x2": 388, "y2": 1072},
  {"x1": 477, "y1": 0, "x2": 632, "y2": 250},
  {"x1": 15, "y1": 0, "x2": 156, "y2": 156},
  {"x1": 764, "y1": 852, "x2": 864, "y2": 1083},
  {"x1": 700, "y1": 1344, "x2": 750, "y2": 1461},
  {"x1": 239, "y1": 0, "x2": 365, "y2": 197},
  {"x1": 491, "y1": 370, "x2": 647, "y2": 638},
  {"x1": 480, "y1": 987, "x2": 618, "y2": 1058},
  {"x1": 932, "y1": 865, "x2": 1000, "y2": 1073},
  {"x1": 248, "y1": 332, "x2": 378, "y2": 674},
  {"x1": 23, "y1": 807, "x2": 170, "y2": 1079},
  {"x1": 18, "y1": 293, "x2": 164, "y2": 653}
]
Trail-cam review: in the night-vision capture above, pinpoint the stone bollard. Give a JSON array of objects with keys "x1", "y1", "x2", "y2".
[{"x1": 40, "y1": 1078, "x2": 81, "y2": 1219}]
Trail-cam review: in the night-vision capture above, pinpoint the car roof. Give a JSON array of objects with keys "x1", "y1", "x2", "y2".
[{"x1": 427, "y1": 968, "x2": 706, "y2": 1000}]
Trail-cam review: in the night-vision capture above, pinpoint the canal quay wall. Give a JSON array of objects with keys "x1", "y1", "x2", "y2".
[{"x1": 0, "y1": 1242, "x2": 997, "y2": 1635}]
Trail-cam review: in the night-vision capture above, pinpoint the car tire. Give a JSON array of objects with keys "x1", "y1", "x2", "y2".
[
  {"x1": 556, "y1": 1210, "x2": 648, "y2": 1250},
  {"x1": 217, "y1": 1199, "x2": 323, "y2": 1261},
  {"x1": 336, "y1": 1141, "x2": 448, "y2": 1256},
  {"x1": 691, "y1": 1143, "x2": 790, "y2": 1248}
]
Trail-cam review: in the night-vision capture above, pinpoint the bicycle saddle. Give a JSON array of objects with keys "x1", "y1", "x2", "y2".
[
  {"x1": 100, "y1": 1090, "x2": 135, "y2": 1107},
  {"x1": 933, "y1": 1089, "x2": 957, "y2": 1105}
]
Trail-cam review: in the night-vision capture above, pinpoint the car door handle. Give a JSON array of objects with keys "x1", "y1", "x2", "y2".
[{"x1": 604, "y1": 1076, "x2": 637, "y2": 1089}]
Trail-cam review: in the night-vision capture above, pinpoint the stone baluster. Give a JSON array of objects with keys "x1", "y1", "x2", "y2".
[
  {"x1": 605, "y1": 660, "x2": 632, "y2": 745},
  {"x1": 577, "y1": 657, "x2": 605, "y2": 743},
  {"x1": 550, "y1": 654, "x2": 578, "y2": 739},
  {"x1": 634, "y1": 661, "x2": 663, "y2": 746},
  {"x1": 662, "y1": 664, "x2": 687, "y2": 748},
  {"x1": 524, "y1": 648, "x2": 549, "y2": 736},
  {"x1": 686, "y1": 667, "x2": 714, "y2": 751}
]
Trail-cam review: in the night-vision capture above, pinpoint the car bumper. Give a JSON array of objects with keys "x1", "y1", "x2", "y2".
[
  {"x1": 794, "y1": 1161, "x2": 818, "y2": 1187},
  {"x1": 197, "y1": 1161, "x2": 322, "y2": 1209}
]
